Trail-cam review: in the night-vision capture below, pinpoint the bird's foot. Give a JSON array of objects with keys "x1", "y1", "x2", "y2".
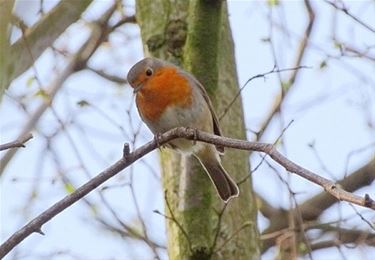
[
  {"x1": 154, "y1": 133, "x2": 163, "y2": 150},
  {"x1": 186, "y1": 127, "x2": 199, "y2": 145}
]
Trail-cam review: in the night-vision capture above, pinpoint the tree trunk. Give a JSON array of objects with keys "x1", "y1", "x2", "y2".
[{"x1": 136, "y1": 1, "x2": 260, "y2": 259}]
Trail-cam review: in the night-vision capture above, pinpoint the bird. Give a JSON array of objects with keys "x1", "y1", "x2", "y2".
[{"x1": 127, "y1": 57, "x2": 239, "y2": 202}]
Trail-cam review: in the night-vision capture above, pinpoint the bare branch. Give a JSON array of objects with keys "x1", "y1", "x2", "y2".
[
  {"x1": 308, "y1": 225, "x2": 375, "y2": 253},
  {"x1": 214, "y1": 222, "x2": 252, "y2": 254},
  {"x1": 1, "y1": 127, "x2": 374, "y2": 258},
  {"x1": 324, "y1": 0, "x2": 375, "y2": 34},
  {"x1": 96, "y1": 218, "x2": 166, "y2": 250},
  {"x1": 153, "y1": 209, "x2": 192, "y2": 252},
  {"x1": 111, "y1": 15, "x2": 137, "y2": 31},
  {"x1": 289, "y1": 0, "x2": 315, "y2": 86},
  {"x1": 209, "y1": 204, "x2": 228, "y2": 256},
  {"x1": 257, "y1": 0, "x2": 315, "y2": 139},
  {"x1": 86, "y1": 66, "x2": 128, "y2": 84},
  {"x1": 348, "y1": 203, "x2": 375, "y2": 231},
  {"x1": 0, "y1": 133, "x2": 33, "y2": 151},
  {"x1": 0, "y1": 5, "x2": 116, "y2": 176},
  {"x1": 218, "y1": 66, "x2": 310, "y2": 120},
  {"x1": 262, "y1": 223, "x2": 375, "y2": 254},
  {"x1": 256, "y1": 193, "x2": 282, "y2": 219},
  {"x1": 262, "y1": 158, "x2": 375, "y2": 251},
  {"x1": 2, "y1": 0, "x2": 93, "y2": 90},
  {"x1": 158, "y1": 191, "x2": 193, "y2": 252},
  {"x1": 299, "y1": 158, "x2": 375, "y2": 220},
  {"x1": 338, "y1": 42, "x2": 375, "y2": 62}
]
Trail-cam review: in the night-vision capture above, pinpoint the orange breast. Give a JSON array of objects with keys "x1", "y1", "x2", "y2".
[{"x1": 136, "y1": 67, "x2": 193, "y2": 122}]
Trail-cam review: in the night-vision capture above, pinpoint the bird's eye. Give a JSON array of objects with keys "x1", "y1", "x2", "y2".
[{"x1": 145, "y1": 68, "x2": 153, "y2": 76}]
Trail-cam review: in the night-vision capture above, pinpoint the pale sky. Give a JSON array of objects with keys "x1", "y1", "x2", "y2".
[{"x1": 1, "y1": 1, "x2": 374, "y2": 259}]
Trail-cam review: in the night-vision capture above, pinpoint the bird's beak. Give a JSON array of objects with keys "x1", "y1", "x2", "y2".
[{"x1": 133, "y1": 83, "x2": 143, "y2": 94}]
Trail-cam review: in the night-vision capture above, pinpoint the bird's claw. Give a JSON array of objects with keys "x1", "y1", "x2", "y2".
[
  {"x1": 123, "y1": 143, "x2": 130, "y2": 158},
  {"x1": 186, "y1": 127, "x2": 199, "y2": 145},
  {"x1": 154, "y1": 133, "x2": 163, "y2": 150}
]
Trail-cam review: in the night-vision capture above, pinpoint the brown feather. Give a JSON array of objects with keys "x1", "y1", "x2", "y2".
[{"x1": 182, "y1": 73, "x2": 225, "y2": 153}]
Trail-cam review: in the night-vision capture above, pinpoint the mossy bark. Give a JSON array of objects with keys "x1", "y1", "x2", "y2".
[{"x1": 136, "y1": 1, "x2": 260, "y2": 259}]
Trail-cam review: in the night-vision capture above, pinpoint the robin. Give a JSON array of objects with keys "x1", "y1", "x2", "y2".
[{"x1": 127, "y1": 57, "x2": 239, "y2": 202}]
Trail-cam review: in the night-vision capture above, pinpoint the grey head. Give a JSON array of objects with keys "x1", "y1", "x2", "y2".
[{"x1": 127, "y1": 57, "x2": 172, "y2": 93}]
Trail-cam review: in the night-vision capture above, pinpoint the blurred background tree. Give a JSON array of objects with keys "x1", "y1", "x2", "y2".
[{"x1": 1, "y1": 0, "x2": 374, "y2": 259}]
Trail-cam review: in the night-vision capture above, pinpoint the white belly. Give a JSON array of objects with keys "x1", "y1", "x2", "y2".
[{"x1": 141, "y1": 102, "x2": 213, "y2": 153}]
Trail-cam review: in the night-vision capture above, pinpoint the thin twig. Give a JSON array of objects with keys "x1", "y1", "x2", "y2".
[
  {"x1": 219, "y1": 66, "x2": 310, "y2": 120},
  {"x1": 238, "y1": 119, "x2": 294, "y2": 185},
  {"x1": 307, "y1": 225, "x2": 375, "y2": 253},
  {"x1": 261, "y1": 158, "x2": 375, "y2": 252},
  {"x1": 0, "y1": 7, "x2": 115, "y2": 175},
  {"x1": 265, "y1": 159, "x2": 313, "y2": 260},
  {"x1": 86, "y1": 66, "x2": 128, "y2": 84},
  {"x1": 128, "y1": 166, "x2": 161, "y2": 259},
  {"x1": 348, "y1": 204, "x2": 375, "y2": 231},
  {"x1": 164, "y1": 191, "x2": 193, "y2": 252},
  {"x1": 213, "y1": 222, "x2": 252, "y2": 254},
  {"x1": 324, "y1": 0, "x2": 375, "y2": 34},
  {"x1": 262, "y1": 221, "x2": 375, "y2": 253},
  {"x1": 0, "y1": 133, "x2": 33, "y2": 151},
  {"x1": 209, "y1": 203, "x2": 228, "y2": 256},
  {"x1": 256, "y1": 0, "x2": 315, "y2": 140},
  {"x1": 110, "y1": 15, "x2": 137, "y2": 31},
  {"x1": 153, "y1": 208, "x2": 193, "y2": 253}
]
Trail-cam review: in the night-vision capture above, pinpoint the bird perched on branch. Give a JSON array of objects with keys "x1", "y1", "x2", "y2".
[{"x1": 127, "y1": 57, "x2": 239, "y2": 202}]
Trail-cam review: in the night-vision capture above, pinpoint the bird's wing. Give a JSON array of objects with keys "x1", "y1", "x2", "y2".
[{"x1": 183, "y1": 71, "x2": 224, "y2": 153}]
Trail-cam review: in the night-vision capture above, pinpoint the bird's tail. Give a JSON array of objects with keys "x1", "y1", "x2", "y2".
[{"x1": 195, "y1": 146, "x2": 239, "y2": 202}]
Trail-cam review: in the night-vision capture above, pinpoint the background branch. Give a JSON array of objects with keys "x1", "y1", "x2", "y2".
[
  {"x1": 86, "y1": 66, "x2": 128, "y2": 84},
  {"x1": 0, "y1": 133, "x2": 33, "y2": 151},
  {"x1": 257, "y1": 0, "x2": 315, "y2": 139},
  {"x1": 261, "y1": 157, "x2": 375, "y2": 251},
  {"x1": 262, "y1": 158, "x2": 375, "y2": 230},
  {"x1": 1, "y1": 0, "x2": 92, "y2": 92},
  {"x1": 0, "y1": 5, "x2": 116, "y2": 176},
  {"x1": 308, "y1": 225, "x2": 375, "y2": 253},
  {"x1": 0, "y1": 0, "x2": 15, "y2": 97},
  {"x1": 324, "y1": 0, "x2": 375, "y2": 33}
]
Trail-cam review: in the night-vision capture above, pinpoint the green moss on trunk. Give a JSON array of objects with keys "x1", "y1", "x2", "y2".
[{"x1": 184, "y1": 0, "x2": 222, "y2": 94}]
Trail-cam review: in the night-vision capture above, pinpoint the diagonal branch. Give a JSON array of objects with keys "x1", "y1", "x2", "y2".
[
  {"x1": 0, "y1": 5, "x2": 116, "y2": 176},
  {"x1": 0, "y1": 133, "x2": 33, "y2": 151},
  {"x1": 265, "y1": 158, "x2": 375, "y2": 224},
  {"x1": 86, "y1": 66, "x2": 128, "y2": 84},
  {"x1": 261, "y1": 157, "x2": 375, "y2": 251},
  {"x1": 219, "y1": 65, "x2": 310, "y2": 120},
  {"x1": 299, "y1": 158, "x2": 375, "y2": 220},
  {"x1": 256, "y1": 193, "x2": 283, "y2": 219},
  {"x1": 2, "y1": 0, "x2": 92, "y2": 91},
  {"x1": 0, "y1": 127, "x2": 374, "y2": 258},
  {"x1": 324, "y1": 0, "x2": 375, "y2": 34}
]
